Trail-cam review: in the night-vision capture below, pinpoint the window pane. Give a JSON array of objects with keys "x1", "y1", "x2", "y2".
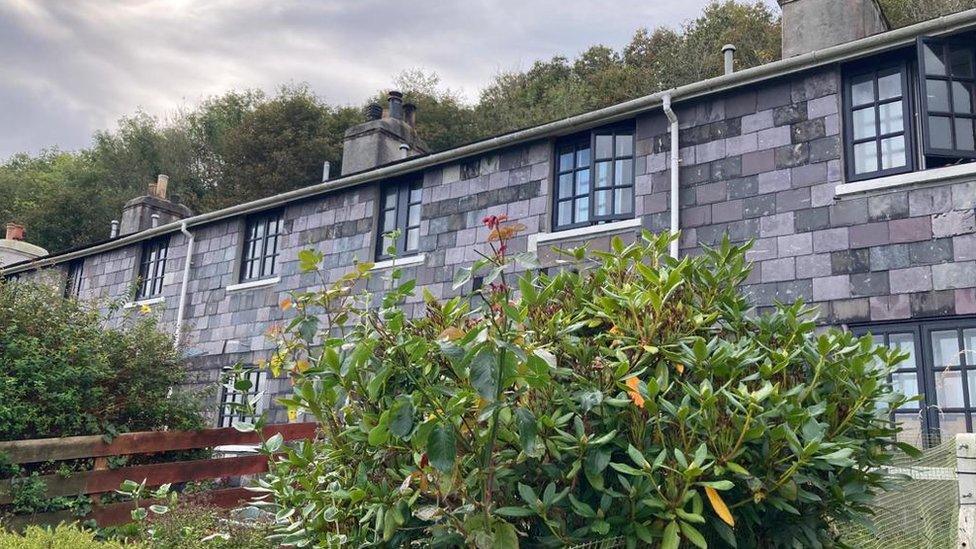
[
  {"x1": 615, "y1": 134, "x2": 633, "y2": 157},
  {"x1": 878, "y1": 72, "x2": 902, "y2": 100},
  {"x1": 892, "y1": 372, "x2": 919, "y2": 409},
  {"x1": 936, "y1": 369, "x2": 965, "y2": 408},
  {"x1": 383, "y1": 210, "x2": 396, "y2": 233},
  {"x1": 406, "y1": 228, "x2": 420, "y2": 251},
  {"x1": 895, "y1": 415, "x2": 923, "y2": 444},
  {"x1": 929, "y1": 116, "x2": 954, "y2": 149},
  {"x1": 933, "y1": 330, "x2": 962, "y2": 367},
  {"x1": 575, "y1": 197, "x2": 590, "y2": 224},
  {"x1": 576, "y1": 147, "x2": 590, "y2": 167},
  {"x1": 595, "y1": 135, "x2": 613, "y2": 160},
  {"x1": 890, "y1": 333, "x2": 917, "y2": 369},
  {"x1": 851, "y1": 74, "x2": 875, "y2": 105},
  {"x1": 382, "y1": 235, "x2": 394, "y2": 254},
  {"x1": 557, "y1": 200, "x2": 573, "y2": 226},
  {"x1": 942, "y1": 413, "x2": 968, "y2": 438},
  {"x1": 384, "y1": 191, "x2": 397, "y2": 209},
  {"x1": 614, "y1": 187, "x2": 633, "y2": 215},
  {"x1": 953, "y1": 82, "x2": 973, "y2": 114},
  {"x1": 956, "y1": 118, "x2": 975, "y2": 151},
  {"x1": 409, "y1": 186, "x2": 422, "y2": 203},
  {"x1": 965, "y1": 329, "x2": 976, "y2": 364},
  {"x1": 949, "y1": 45, "x2": 973, "y2": 78},
  {"x1": 559, "y1": 150, "x2": 574, "y2": 172},
  {"x1": 878, "y1": 101, "x2": 903, "y2": 134},
  {"x1": 594, "y1": 190, "x2": 611, "y2": 217},
  {"x1": 853, "y1": 141, "x2": 878, "y2": 174},
  {"x1": 408, "y1": 203, "x2": 421, "y2": 226},
  {"x1": 852, "y1": 107, "x2": 876, "y2": 139},
  {"x1": 880, "y1": 136, "x2": 907, "y2": 170},
  {"x1": 558, "y1": 173, "x2": 574, "y2": 198},
  {"x1": 576, "y1": 169, "x2": 590, "y2": 195},
  {"x1": 927, "y1": 79, "x2": 950, "y2": 111},
  {"x1": 924, "y1": 42, "x2": 946, "y2": 76},
  {"x1": 614, "y1": 159, "x2": 633, "y2": 188},
  {"x1": 594, "y1": 161, "x2": 611, "y2": 188}
]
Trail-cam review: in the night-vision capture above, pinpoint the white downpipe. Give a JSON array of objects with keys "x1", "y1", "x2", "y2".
[
  {"x1": 174, "y1": 221, "x2": 194, "y2": 346},
  {"x1": 662, "y1": 94, "x2": 680, "y2": 259}
]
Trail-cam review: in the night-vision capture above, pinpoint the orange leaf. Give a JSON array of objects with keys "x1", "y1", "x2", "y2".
[
  {"x1": 626, "y1": 377, "x2": 645, "y2": 409},
  {"x1": 705, "y1": 486, "x2": 735, "y2": 527},
  {"x1": 438, "y1": 326, "x2": 464, "y2": 341},
  {"x1": 676, "y1": 363, "x2": 685, "y2": 374},
  {"x1": 280, "y1": 298, "x2": 293, "y2": 311}
]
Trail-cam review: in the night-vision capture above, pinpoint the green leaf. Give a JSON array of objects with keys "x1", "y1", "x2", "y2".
[
  {"x1": 470, "y1": 349, "x2": 499, "y2": 401},
  {"x1": 627, "y1": 445, "x2": 651, "y2": 470},
  {"x1": 232, "y1": 420, "x2": 255, "y2": 433},
  {"x1": 495, "y1": 506, "x2": 534, "y2": 517},
  {"x1": 389, "y1": 398, "x2": 414, "y2": 438},
  {"x1": 148, "y1": 504, "x2": 169, "y2": 515},
  {"x1": 297, "y1": 249, "x2": 323, "y2": 272},
  {"x1": 263, "y1": 433, "x2": 283, "y2": 453},
  {"x1": 298, "y1": 317, "x2": 319, "y2": 344},
  {"x1": 517, "y1": 483, "x2": 539, "y2": 506},
  {"x1": 609, "y1": 462, "x2": 644, "y2": 476},
  {"x1": 662, "y1": 521, "x2": 680, "y2": 549},
  {"x1": 492, "y1": 521, "x2": 519, "y2": 549},
  {"x1": 427, "y1": 425, "x2": 456, "y2": 473},
  {"x1": 679, "y1": 521, "x2": 708, "y2": 549},
  {"x1": 514, "y1": 407, "x2": 540, "y2": 456},
  {"x1": 585, "y1": 447, "x2": 612, "y2": 477}
]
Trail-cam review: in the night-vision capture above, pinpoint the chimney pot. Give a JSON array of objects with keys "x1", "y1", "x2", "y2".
[
  {"x1": 5, "y1": 223, "x2": 25, "y2": 241},
  {"x1": 110, "y1": 220, "x2": 120, "y2": 238},
  {"x1": 387, "y1": 90, "x2": 404, "y2": 120},
  {"x1": 322, "y1": 161, "x2": 331, "y2": 182},
  {"x1": 364, "y1": 103, "x2": 383, "y2": 121},
  {"x1": 722, "y1": 44, "x2": 736, "y2": 75},
  {"x1": 403, "y1": 102, "x2": 417, "y2": 127},
  {"x1": 155, "y1": 174, "x2": 169, "y2": 199}
]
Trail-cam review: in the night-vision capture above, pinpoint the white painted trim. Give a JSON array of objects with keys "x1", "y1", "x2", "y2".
[
  {"x1": 225, "y1": 276, "x2": 281, "y2": 292},
  {"x1": 528, "y1": 218, "x2": 643, "y2": 253},
  {"x1": 123, "y1": 296, "x2": 165, "y2": 309},
  {"x1": 370, "y1": 253, "x2": 426, "y2": 271},
  {"x1": 835, "y1": 162, "x2": 976, "y2": 197}
]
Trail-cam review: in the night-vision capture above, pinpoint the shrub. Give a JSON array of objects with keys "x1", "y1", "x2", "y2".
[
  {"x1": 250, "y1": 225, "x2": 911, "y2": 548},
  {"x1": 0, "y1": 281, "x2": 204, "y2": 442},
  {"x1": 0, "y1": 523, "x2": 135, "y2": 548},
  {"x1": 137, "y1": 497, "x2": 275, "y2": 549}
]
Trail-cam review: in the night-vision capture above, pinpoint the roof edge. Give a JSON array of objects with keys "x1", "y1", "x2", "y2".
[{"x1": 4, "y1": 7, "x2": 976, "y2": 275}]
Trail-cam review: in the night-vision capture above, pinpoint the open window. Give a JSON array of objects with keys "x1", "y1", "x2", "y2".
[
  {"x1": 553, "y1": 124, "x2": 635, "y2": 230},
  {"x1": 917, "y1": 36, "x2": 976, "y2": 163},
  {"x1": 376, "y1": 180, "x2": 422, "y2": 260}
]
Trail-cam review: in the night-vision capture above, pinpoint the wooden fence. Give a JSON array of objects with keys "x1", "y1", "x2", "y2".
[{"x1": 0, "y1": 422, "x2": 316, "y2": 527}]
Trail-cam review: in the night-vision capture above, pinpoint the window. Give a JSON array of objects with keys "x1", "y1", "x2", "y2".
[
  {"x1": 65, "y1": 259, "x2": 83, "y2": 298},
  {"x1": 217, "y1": 367, "x2": 266, "y2": 428},
  {"x1": 554, "y1": 126, "x2": 634, "y2": 230},
  {"x1": 918, "y1": 37, "x2": 976, "y2": 161},
  {"x1": 853, "y1": 318, "x2": 976, "y2": 447},
  {"x1": 137, "y1": 237, "x2": 168, "y2": 299},
  {"x1": 241, "y1": 211, "x2": 283, "y2": 282},
  {"x1": 842, "y1": 34, "x2": 976, "y2": 181},
  {"x1": 843, "y1": 59, "x2": 915, "y2": 180},
  {"x1": 376, "y1": 181, "x2": 422, "y2": 260}
]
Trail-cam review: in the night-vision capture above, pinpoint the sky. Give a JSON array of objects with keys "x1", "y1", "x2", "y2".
[{"x1": 0, "y1": 0, "x2": 777, "y2": 160}]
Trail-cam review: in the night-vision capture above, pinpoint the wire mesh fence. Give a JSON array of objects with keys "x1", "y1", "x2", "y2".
[{"x1": 835, "y1": 431, "x2": 959, "y2": 549}]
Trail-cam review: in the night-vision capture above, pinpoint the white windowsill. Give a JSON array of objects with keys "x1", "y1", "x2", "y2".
[
  {"x1": 225, "y1": 276, "x2": 281, "y2": 292},
  {"x1": 528, "y1": 218, "x2": 642, "y2": 253},
  {"x1": 370, "y1": 253, "x2": 426, "y2": 271},
  {"x1": 835, "y1": 162, "x2": 976, "y2": 197},
  {"x1": 123, "y1": 296, "x2": 165, "y2": 309}
]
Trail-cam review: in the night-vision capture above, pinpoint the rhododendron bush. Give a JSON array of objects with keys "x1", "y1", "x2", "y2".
[{"x1": 242, "y1": 222, "x2": 911, "y2": 548}]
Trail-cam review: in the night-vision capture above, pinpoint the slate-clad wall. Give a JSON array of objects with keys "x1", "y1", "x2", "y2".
[{"x1": 18, "y1": 65, "x2": 976, "y2": 422}]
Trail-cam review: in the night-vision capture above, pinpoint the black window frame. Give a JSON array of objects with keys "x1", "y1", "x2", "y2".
[
  {"x1": 852, "y1": 316, "x2": 976, "y2": 447},
  {"x1": 217, "y1": 366, "x2": 266, "y2": 428},
  {"x1": 553, "y1": 124, "x2": 635, "y2": 231},
  {"x1": 240, "y1": 210, "x2": 284, "y2": 282},
  {"x1": 916, "y1": 36, "x2": 976, "y2": 160},
  {"x1": 65, "y1": 259, "x2": 84, "y2": 298},
  {"x1": 136, "y1": 237, "x2": 169, "y2": 299},
  {"x1": 375, "y1": 180, "x2": 422, "y2": 261},
  {"x1": 842, "y1": 55, "x2": 916, "y2": 182}
]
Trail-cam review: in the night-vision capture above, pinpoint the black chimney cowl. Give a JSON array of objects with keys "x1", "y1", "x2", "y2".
[
  {"x1": 364, "y1": 103, "x2": 383, "y2": 121},
  {"x1": 387, "y1": 91, "x2": 404, "y2": 121}
]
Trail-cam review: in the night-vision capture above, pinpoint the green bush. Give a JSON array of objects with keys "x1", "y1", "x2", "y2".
[
  {"x1": 0, "y1": 523, "x2": 135, "y2": 548},
  {"x1": 138, "y1": 498, "x2": 275, "y2": 549},
  {"x1": 0, "y1": 281, "x2": 204, "y2": 442},
  {"x1": 248, "y1": 225, "x2": 911, "y2": 548}
]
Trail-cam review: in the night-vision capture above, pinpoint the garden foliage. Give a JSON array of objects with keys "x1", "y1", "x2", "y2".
[{"x1": 249, "y1": 223, "x2": 911, "y2": 548}]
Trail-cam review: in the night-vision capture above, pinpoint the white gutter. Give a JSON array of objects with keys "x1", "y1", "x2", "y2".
[
  {"x1": 174, "y1": 221, "x2": 194, "y2": 346},
  {"x1": 662, "y1": 94, "x2": 680, "y2": 259},
  {"x1": 3, "y1": 8, "x2": 976, "y2": 276}
]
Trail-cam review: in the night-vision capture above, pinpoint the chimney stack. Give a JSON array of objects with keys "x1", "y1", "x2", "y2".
[
  {"x1": 110, "y1": 220, "x2": 120, "y2": 238},
  {"x1": 5, "y1": 223, "x2": 25, "y2": 241},
  {"x1": 340, "y1": 90, "x2": 429, "y2": 175},
  {"x1": 777, "y1": 0, "x2": 888, "y2": 58},
  {"x1": 118, "y1": 174, "x2": 193, "y2": 236}
]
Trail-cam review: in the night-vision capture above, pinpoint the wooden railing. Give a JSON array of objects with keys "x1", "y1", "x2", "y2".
[{"x1": 0, "y1": 422, "x2": 316, "y2": 527}]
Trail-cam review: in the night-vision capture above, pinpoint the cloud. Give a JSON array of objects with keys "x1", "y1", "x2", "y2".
[{"x1": 0, "y1": 0, "x2": 770, "y2": 159}]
